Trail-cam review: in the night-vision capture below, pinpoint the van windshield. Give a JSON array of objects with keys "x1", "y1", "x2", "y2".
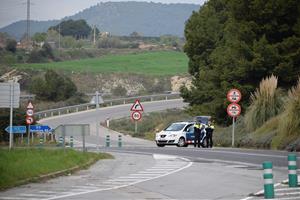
[{"x1": 164, "y1": 123, "x2": 185, "y2": 131}]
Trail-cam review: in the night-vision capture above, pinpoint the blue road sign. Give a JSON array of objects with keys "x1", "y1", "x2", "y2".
[
  {"x1": 5, "y1": 126, "x2": 27, "y2": 134},
  {"x1": 30, "y1": 125, "x2": 52, "y2": 133}
]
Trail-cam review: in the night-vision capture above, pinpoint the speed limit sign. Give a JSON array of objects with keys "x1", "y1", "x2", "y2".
[{"x1": 131, "y1": 111, "x2": 142, "y2": 121}]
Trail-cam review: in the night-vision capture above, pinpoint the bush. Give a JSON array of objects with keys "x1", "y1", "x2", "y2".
[
  {"x1": 244, "y1": 75, "x2": 283, "y2": 132},
  {"x1": 29, "y1": 70, "x2": 77, "y2": 101},
  {"x1": 111, "y1": 85, "x2": 127, "y2": 97}
]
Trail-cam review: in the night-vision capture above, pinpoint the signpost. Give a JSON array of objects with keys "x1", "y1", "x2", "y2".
[
  {"x1": 26, "y1": 101, "x2": 34, "y2": 145},
  {"x1": 0, "y1": 82, "x2": 20, "y2": 150},
  {"x1": 130, "y1": 99, "x2": 143, "y2": 133},
  {"x1": 227, "y1": 89, "x2": 242, "y2": 147}
]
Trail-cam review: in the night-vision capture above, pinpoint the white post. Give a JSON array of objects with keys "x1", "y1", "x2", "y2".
[
  {"x1": 96, "y1": 91, "x2": 99, "y2": 150},
  {"x1": 9, "y1": 83, "x2": 13, "y2": 150},
  {"x1": 232, "y1": 117, "x2": 235, "y2": 147},
  {"x1": 135, "y1": 121, "x2": 138, "y2": 134}
]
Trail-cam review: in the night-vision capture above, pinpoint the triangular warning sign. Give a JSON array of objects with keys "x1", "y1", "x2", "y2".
[
  {"x1": 130, "y1": 99, "x2": 144, "y2": 111},
  {"x1": 27, "y1": 102, "x2": 34, "y2": 109}
]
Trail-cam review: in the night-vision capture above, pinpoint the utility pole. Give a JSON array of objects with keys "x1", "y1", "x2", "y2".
[
  {"x1": 93, "y1": 25, "x2": 96, "y2": 46},
  {"x1": 26, "y1": 0, "x2": 30, "y2": 51},
  {"x1": 58, "y1": 22, "x2": 61, "y2": 50}
]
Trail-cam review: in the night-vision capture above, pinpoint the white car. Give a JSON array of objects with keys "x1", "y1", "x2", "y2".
[{"x1": 155, "y1": 122, "x2": 195, "y2": 147}]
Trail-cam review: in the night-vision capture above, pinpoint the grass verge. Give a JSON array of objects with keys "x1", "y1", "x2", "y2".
[
  {"x1": 15, "y1": 51, "x2": 188, "y2": 76},
  {"x1": 0, "y1": 148, "x2": 113, "y2": 190}
]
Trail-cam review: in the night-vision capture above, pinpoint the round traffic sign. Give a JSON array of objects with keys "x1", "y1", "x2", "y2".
[
  {"x1": 227, "y1": 103, "x2": 241, "y2": 117},
  {"x1": 26, "y1": 109, "x2": 34, "y2": 117},
  {"x1": 26, "y1": 116, "x2": 34, "y2": 125},
  {"x1": 227, "y1": 89, "x2": 242, "y2": 103},
  {"x1": 131, "y1": 111, "x2": 142, "y2": 121}
]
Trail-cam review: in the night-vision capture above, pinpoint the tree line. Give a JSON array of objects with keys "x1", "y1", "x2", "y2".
[{"x1": 181, "y1": 0, "x2": 300, "y2": 124}]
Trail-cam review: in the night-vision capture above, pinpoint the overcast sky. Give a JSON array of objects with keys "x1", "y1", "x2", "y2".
[{"x1": 0, "y1": 0, "x2": 206, "y2": 28}]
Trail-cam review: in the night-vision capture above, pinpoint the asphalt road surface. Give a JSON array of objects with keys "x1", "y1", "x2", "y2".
[{"x1": 1, "y1": 99, "x2": 299, "y2": 200}]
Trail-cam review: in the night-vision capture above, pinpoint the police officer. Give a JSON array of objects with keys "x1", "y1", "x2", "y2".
[
  {"x1": 205, "y1": 121, "x2": 215, "y2": 148},
  {"x1": 193, "y1": 121, "x2": 201, "y2": 148}
]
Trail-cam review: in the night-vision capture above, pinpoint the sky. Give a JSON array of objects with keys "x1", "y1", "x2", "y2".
[{"x1": 0, "y1": 0, "x2": 206, "y2": 28}]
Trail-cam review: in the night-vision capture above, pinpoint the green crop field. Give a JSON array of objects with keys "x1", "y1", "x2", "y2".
[{"x1": 16, "y1": 51, "x2": 189, "y2": 76}]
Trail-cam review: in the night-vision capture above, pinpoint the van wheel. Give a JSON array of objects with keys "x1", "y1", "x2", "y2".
[{"x1": 177, "y1": 137, "x2": 186, "y2": 147}]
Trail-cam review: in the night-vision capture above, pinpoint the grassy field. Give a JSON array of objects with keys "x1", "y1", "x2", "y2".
[
  {"x1": 16, "y1": 51, "x2": 189, "y2": 76},
  {"x1": 0, "y1": 148, "x2": 113, "y2": 190}
]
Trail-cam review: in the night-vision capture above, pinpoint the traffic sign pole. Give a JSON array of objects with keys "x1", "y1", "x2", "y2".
[
  {"x1": 9, "y1": 83, "x2": 14, "y2": 150},
  {"x1": 232, "y1": 117, "x2": 235, "y2": 147}
]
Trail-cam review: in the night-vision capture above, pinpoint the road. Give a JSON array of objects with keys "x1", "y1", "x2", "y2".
[{"x1": 1, "y1": 99, "x2": 299, "y2": 200}]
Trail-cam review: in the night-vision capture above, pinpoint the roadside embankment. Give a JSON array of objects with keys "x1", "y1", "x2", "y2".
[{"x1": 0, "y1": 148, "x2": 113, "y2": 190}]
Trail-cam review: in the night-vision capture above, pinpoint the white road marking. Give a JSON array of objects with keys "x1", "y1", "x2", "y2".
[
  {"x1": 275, "y1": 187, "x2": 300, "y2": 192},
  {"x1": 275, "y1": 192, "x2": 300, "y2": 196},
  {"x1": 1, "y1": 154, "x2": 192, "y2": 200}
]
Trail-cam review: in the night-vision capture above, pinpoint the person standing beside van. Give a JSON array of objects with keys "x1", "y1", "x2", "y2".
[
  {"x1": 205, "y1": 121, "x2": 215, "y2": 148},
  {"x1": 194, "y1": 121, "x2": 201, "y2": 147}
]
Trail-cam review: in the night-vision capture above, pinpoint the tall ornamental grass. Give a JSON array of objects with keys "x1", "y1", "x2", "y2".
[
  {"x1": 244, "y1": 75, "x2": 283, "y2": 131},
  {"x1": 278, "y1": 77, "x2": 300, "y2": 137}
]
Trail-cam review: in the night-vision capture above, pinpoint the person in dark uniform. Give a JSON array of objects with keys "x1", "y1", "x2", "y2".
[
  {"x1": 205, "y1": 121, "x2": 215, "y2": 148},
  {"x1": 194, "y1": 121, "x2": 201, "y2": 147}
]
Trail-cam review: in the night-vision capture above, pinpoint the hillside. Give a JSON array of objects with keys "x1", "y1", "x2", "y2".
[{"x1": 0, "y1": 1, "x2": 200, "y2": 40}]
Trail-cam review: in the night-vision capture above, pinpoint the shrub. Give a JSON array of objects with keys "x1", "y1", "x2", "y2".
[
  {"x1": 278, "y1": 77, "x2": 300, "y2": 137},
  {"x1": 244, "y1": 75, "x2": 283, "y2": 131}
]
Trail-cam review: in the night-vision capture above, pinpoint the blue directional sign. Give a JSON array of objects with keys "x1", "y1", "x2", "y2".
[
  {"x1": 30, "y1": 125, "x2": 52, "y2": 133},
  {"x1": 5, "y1": 126, "x2": 27, "y2": 134}
]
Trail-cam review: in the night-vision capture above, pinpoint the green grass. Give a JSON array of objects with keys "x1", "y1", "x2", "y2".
[
  {"x1": 16, "y1": 51, "x2": 189, "y2": 76},
  {"x1": 0, "y1": 148, "x2": 113, "y2": 190}
]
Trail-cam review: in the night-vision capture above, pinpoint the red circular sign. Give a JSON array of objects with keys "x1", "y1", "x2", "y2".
[
  {"x1": 227, "y1": 103, "x2": 241, "y2": 117},
  {"x1": 227, "y1": 89, "x2": 242, "y2": 103},
  {"x1": 131, "y1": 111, "x2": 142, "y2": 121},
  {"x1": 26, "y1": 116, "x2": 34, "y2": 125}
]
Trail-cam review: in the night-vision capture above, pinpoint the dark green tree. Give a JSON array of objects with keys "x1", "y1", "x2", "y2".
[
  {"x1": 30, "y1": 70, "x2": 77, "y2": 101},
  {"x1": 5, "y1": 39, "x2": 17, "y2": 53},
  {"x1": 182, "y1": 0, "x2": 300, "y2": 124},
  {"x1": 49, "y1": 19, "x2": 92, "y2": 39}
]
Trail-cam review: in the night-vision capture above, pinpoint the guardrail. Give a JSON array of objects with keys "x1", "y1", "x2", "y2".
[{"x1": 35, "y1": 93, "x2": 181, "y2": 120}]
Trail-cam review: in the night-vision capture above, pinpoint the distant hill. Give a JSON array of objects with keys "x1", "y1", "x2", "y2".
[{"x1": 0, "y1": 1, "x2": 200, "y2": 40}]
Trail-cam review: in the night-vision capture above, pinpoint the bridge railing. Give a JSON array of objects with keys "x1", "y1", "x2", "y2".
[{"x1": 35, "y1": 93, "x2": 181, "y2": 120}]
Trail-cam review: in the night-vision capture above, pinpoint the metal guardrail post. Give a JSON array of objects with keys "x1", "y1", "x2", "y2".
[
  {"x1": 288, "y1": 154, "x2": 298, "y2": 187},
  {"x1": 263, "y1": 161, "x2": 274, "y2": 199}
]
